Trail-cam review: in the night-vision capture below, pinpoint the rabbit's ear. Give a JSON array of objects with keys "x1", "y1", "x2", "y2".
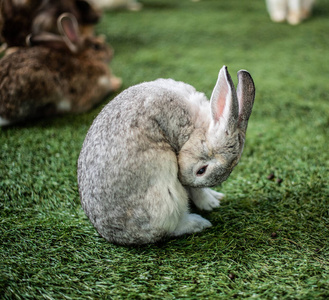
[
  {"x1": 26, "y1": 32, "x2": 67, "y2": 49},
  {"x1": 57, "y1": 13, "x2": 81, "y2": 53},
  {"x1": 210, "y1": 66, "x2": 239, "y2": 133},
  {"x1": 236, "y1": 70, "x2": 255, "y2": 133}
]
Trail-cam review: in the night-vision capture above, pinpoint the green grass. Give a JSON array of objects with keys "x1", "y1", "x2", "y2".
[{"x1": 1, "y1": 0, "x2": 329, "y2": 298}]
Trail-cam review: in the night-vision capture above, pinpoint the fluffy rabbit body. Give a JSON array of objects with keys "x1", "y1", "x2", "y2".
[
  {"x1": 266, "y1": 0, "x2": 315, "y2": 25},
  {"x1": 0, "y1": 13, "x2": 121, "y2": 126},
  {"x1": 78, "y1": 66, "x2": 255, "y2": 245}
]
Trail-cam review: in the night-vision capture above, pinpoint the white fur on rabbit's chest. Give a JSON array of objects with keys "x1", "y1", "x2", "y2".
[
  {"x1": 0, "y1": 117, "x2": 11, "y2": 126},
  {"x1": 98, "y1": 75, "x2": 111, "y2": 88},
  {"x1": 57, "y1": 98, "x2": 72, "y2": 112}
]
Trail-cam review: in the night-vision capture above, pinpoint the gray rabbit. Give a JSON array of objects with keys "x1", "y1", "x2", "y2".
[{"x1": 77, "y1": 66, "x2": 255, "y2": 245}]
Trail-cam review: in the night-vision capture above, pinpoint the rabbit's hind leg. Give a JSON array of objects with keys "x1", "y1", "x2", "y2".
[
  {"x1": 146, "y1": 152, "x2": 213, "y2": 239},
  {"x1": 149, "y1": 178, "x2": 189, "y2": 234},
  {"x1": 153, "y1": 182, "x2": 213, "y2": 237}
]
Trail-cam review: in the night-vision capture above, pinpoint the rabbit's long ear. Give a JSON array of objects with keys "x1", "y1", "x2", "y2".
[
  {"x1": 210, "y1": 66, "x2": 239, "y2": 133},
  {"x1": 57, "y1": 13, "x2": 81, "y2": 53},
  {"x1": 26, "y1": 32, "x2": 66, "y2": 49},
  {"x1": 236, "y1": 70, "x2": 255, "y2": 133}
]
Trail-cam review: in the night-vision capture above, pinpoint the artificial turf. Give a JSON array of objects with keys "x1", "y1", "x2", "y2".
[{"x1": 1, "y1": 0, "x2": 329, "y2": 298}]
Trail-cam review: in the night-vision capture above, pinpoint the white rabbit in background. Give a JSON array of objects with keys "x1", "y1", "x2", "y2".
[{"x1": 266, "y1": 0, "x2": 316, "y2": 25}]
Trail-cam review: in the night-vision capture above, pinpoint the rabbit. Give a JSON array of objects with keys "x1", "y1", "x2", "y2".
[
  {"x1": 77, "y1": 65, "x2": 255, "y2": 245},
  {"x1": 265, "y1": 0, "x2": 316, "y2": 25},
  {"x1": 0, "y1": 13, "x2": 122, "y2": 127},
  {"x1": 0, "y1": 0, "x2": 100, "y2": 53},
  {"x1": 31, "y1": 0, "x2": 101, "y2": 37}
]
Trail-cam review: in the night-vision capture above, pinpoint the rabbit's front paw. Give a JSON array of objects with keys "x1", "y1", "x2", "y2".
[
  {"x1": 171, "y1": 213, "x2": 212, "y2": 236},
  {"x1": 207, "y1": 189, "x2": 225, "y2": 201},
  {"x1": 192, "y1": 188, "x2": 223, "y2": 211},
  {"x1": 196, "y1": 197, "x2": 220, "y2": 211}
]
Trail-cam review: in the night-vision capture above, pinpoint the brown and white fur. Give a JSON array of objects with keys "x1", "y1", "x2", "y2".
[{"x1": 0, "y1": 13, "x2": 121, "y2": 126}]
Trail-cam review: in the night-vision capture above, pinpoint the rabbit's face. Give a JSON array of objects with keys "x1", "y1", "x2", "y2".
[
  {"x1": 81, "y1": 36, "x2": 113, "y2": 62},
  {"x1": 178, "y1": 66, "x2": 255, "y2": 188},
  {"x1": 178, "y1": 127, "x2": 243, "y2": 188}
]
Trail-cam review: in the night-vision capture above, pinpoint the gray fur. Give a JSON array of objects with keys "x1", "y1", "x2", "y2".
[{"x1": 77, "y1": 66, "x2": 255, "y2": 245}]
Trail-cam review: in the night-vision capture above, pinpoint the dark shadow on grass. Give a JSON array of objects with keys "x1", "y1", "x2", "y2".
[
  {"x1": 0, "y1": 91, "x2": 121, "y2": 131},
  {"x1": 0, "y1": 113, "x2": 87, "y2": 131}
]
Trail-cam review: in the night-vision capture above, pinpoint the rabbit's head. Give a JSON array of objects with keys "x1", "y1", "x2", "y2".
[
  {"x1": 27, "y1": 12, "x2": 113, "y2": 62},
  {"x1": 178, "y1": 66, "x2": 255, "y2": 187},
  {"x1": 0, "y1": 0, "x2": 99, "y2": 49},
  {"x1": 32, "y1": 0, "x2": 101, "y2": 37}
]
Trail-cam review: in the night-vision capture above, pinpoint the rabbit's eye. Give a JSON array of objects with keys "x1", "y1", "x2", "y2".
[
  {"x1": 92, "y1": 43, "x2": 102, "y2": 50},
  {"x1": 196, "y1": 165, "x2": 208, "y2": 176}
]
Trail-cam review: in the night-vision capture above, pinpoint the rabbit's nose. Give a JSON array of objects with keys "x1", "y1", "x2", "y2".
[{"x1": 110, "y1": 76, "x2": 122, "y2": 92}]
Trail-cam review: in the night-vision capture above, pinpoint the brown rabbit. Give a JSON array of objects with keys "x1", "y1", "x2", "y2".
[
  {"x1": 0, "y1": 0, "x2": 101, "y2": 51},
  {"x1": 0, "y1": 13, "x2": 122, "y2": 126},
  {"x1": 32, "y1": 0, "x2": 101, "y2": 37}
]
